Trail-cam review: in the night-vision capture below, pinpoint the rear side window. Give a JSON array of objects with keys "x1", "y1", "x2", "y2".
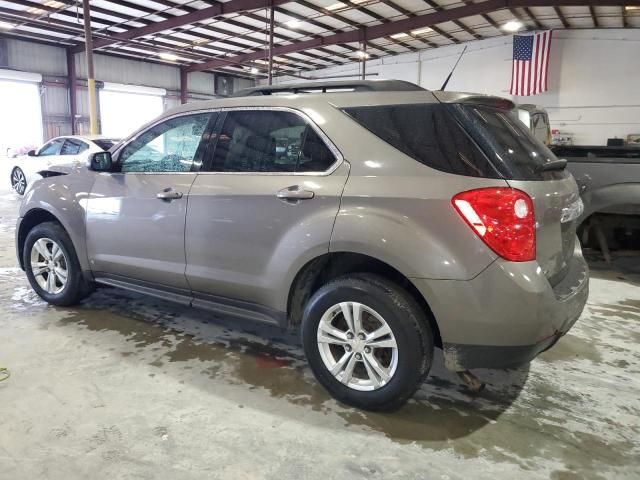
[
  {"x1": 342, "y1": 104, "x2": 499, "y2": 178},
  {"x1": 210, "y1": 110, "x2": 336, "y2": 173},
  {"x1": 61, "y1": 139, "x2": 89, "y2": 155}
]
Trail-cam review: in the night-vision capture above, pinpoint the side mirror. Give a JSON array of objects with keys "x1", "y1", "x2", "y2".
[
  {"x1": 89, "y1": 151, "x2": 113, "y2": 172},
  {"x1": 27, "y1": 149, "x2": 36, "y2": 157}
]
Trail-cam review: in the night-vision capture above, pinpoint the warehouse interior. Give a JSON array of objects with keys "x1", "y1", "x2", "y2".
[{"x1": 1, "y1": 1, "x2": 639, "y2": 479}]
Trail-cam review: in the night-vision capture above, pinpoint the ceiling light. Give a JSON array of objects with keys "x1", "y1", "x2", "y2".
[
  {"x1": 0, "y1": 21, "x2": 15, "y2": 29},
  {"x1": 192, "y1": 38, "x2": 208, "y2": 45},
  {"x1": 410, "y1": 27, "x2": 433, "y2": 36},
  {"x1": 250, "y1": 67, "x2": 259, "y2": 74},
  {"x1": 286, "y1": 19, "x2": 302, "y2": 29},
  {"x1": 158, "y1": 52, "x2": 178, "y2": 61},
  {"x1": 625, "y1": 6, "x2": 640, "y2": 10},
  {"x1": 503, "y1": 20, "x2": 523, "y2": 32},
  {"x1": 356, "y1": 50, "x2": 369, "y2": 59},
  {"x1": 44, "y1": 0, "x2": 65, "y2": 8},
  {"x1": 27, "y1": 7, "x2": 45, "y2": 14},
  {"x1": 326, "y1": 2, "x2": 347, "y2": 12},
  {"x1": 273, "y1": 56, "x2": 290, "y2": 63},
  {"x1": 390, "y1": 32, "x2": 410, "y2": 39}
]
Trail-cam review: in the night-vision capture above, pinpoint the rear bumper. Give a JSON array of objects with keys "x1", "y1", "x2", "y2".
[{"x1": 413, "y1": 241, "x2": 589, "y2": 371}]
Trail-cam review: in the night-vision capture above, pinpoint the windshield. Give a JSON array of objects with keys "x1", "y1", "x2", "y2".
[{"x1": 452, "y1": 104, "x2": 569, "y2": 181}]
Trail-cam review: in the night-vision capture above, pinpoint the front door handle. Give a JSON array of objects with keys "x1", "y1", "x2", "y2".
[
  {"x1": 276, "y1": 186, "x2": 315, "y2": 201},
  {"x1": 156, "y1": 188, "x2": 184, "y2": 201}
]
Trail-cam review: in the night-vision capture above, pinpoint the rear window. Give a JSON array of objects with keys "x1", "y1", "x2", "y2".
[
  {"x1": 452, "y1": 104, "x2": 569, "y2": 180},
  {"x1": 342, "y1": 104, "x2": 500, "y2": 178},
  {"x1": 94, "y1": 139, "x2": 118, "y2": 151}
]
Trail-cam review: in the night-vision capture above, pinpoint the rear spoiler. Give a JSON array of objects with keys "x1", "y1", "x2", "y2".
[{"x1": 432, "y1": 91, "x2": 515, "y2": 110}]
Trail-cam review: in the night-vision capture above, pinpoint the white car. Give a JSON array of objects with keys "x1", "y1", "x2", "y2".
[{"x1": 10, "y1": 135, "x2": 119, "y2": 195}]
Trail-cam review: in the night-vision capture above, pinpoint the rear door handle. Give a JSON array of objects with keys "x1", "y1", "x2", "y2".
[
  {"x1": 156, "y1": 188, "x2": 184, "y2": 201},
  {"x1": 276, "y1": 186, "x2": 315, "y2": 201}
]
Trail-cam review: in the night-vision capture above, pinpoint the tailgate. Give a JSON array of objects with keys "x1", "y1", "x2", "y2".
[{"x1": 508, "y1": 176, "x2": 583, "y2": 286}]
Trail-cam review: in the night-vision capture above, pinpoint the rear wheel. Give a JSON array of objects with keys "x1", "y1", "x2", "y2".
[
  {"x1": 23, "y1": 222, "x2": 92, "y2": 306},
  {"x1": 11, "y1": 167, "x2": 26, "y2": 195},
  {"x1": 301, "y1": 274, "x2": 433, "y2": 411}
]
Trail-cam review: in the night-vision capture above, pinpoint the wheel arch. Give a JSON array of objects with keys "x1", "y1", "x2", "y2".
[
  {"x1": 17, "y1": 209, "x2": 66, "y2": 270},
  {"x1": 287, "y1": 251, "x2": 442, "y2": 348}
]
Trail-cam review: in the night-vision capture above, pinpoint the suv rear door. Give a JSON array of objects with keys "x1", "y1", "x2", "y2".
[{"x1": 185, "y1": 108, "x2": 349, "y2": 319}]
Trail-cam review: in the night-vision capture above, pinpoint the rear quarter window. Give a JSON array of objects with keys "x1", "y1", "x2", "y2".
[
  {"x1": 453, "y1": 104, "x2": 570, "y2": 181},
  {"x1": 341, "y1": 104, "x2": 500, "y2": 178}
]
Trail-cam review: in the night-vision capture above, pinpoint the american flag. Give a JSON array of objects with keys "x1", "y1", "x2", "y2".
[{"x1": 510, "y1": 31, "x2": 553, "y2": 96}]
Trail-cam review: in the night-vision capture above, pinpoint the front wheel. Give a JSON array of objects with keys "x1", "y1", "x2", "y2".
[
  {"x1": 23, "y1": 222, "x2": 93, "y2": 306},
  {"x1": 301, "y1": 274, "x2": 434, "y2": 411},
  {"x1": 11, "y1": 167, "x2": 27, "y2": 195}
]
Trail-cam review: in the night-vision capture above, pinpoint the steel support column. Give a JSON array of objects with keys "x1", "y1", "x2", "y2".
[
  {"x1": 66, "y1": 48, "x2": 77, "y2": 135},
  {"x1": 268, "y1": 3, "x2": 275, "y2": 85},
  {"x1": 180, "y1": 68, "x2": 188, "y2": 104},
  {"x1": 82, "y1": 0, "x2": 98, "y2": 134}
]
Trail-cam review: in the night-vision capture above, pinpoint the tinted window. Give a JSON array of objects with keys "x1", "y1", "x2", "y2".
[
  {"x1": 210, "y1": 110, "x2": 335, "y2": 173},
  {"x1": 453, "y1": 105, "x2": 569, "y2": 180},
  {"x1": 61, "y1": 139, "x2": 89, "y2": 155},
  {"x1": 342, "y1": 104, "x2": 499, "y2": 178},
  {"x1": 119, "y1": 113, "x2": 213, "y2": 173},
  {"x1": 38, "y1": 139, "x2": 64, "y2": 156}
]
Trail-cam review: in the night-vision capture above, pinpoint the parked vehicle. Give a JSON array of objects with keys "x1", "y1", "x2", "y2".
[
  {"x1": 16, "y1": 80, "x2": 589, "y2": 410},
  {"x1": 10, "y1": 135, "x2": 119, "y2": 195},
  {"x1": 552, "y1": 145, "x2": 640, "y2": 253},
  {"x1": 517, "y1": 104, "x2": 551, "y2": 145}
]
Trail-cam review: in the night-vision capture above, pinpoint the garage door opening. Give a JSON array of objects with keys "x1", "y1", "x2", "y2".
[
  {"x1": 99, "y1": 82, "x2": 165, "y2": 139},
  {"x1": 0, "y1": 71, "x2": 43, "y2": 157}
]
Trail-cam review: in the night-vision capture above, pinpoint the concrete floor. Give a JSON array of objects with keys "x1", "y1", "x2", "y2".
[{"x1": 1, "y1": 168, "x2": 639, "y2": 479}]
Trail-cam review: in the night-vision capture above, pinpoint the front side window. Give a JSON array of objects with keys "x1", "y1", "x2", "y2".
[
  {"x1": 61, "y1": 138, "x2": 89, "y2": 155},
  {"x1": 38, "y1": 139, "x2": 64, "y2": 156},
  {"x1": 119, "y1": 113, "x2": 213, "y2": 173},
  {"x1": 210, "y1": 110, "x2": 335, "y2": 173}
]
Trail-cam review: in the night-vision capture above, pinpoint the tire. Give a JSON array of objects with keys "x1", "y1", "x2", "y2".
[
  {"x1": 301, "y1": 274, "x2": 433, "y2": 411},
  {"x1": 11, "y1": 167, "x2": 27, "y2": 195},
  {"x1": 23, "y1": 221, "x2": 92, "y2": 306}
]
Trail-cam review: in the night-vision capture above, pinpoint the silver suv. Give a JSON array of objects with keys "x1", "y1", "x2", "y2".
[{"x1": 16, "y1": 81, "x2": 589, "y2": 410}]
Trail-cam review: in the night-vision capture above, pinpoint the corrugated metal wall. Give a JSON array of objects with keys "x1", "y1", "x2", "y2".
[{"x1": 2, "y1": 38, "x2": 255, "y2": 141}]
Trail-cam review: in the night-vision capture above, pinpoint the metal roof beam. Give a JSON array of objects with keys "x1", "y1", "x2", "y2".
[
  {"x1": 70, "y1": 0, "x2": 294, "y2": 53},
  {"x1": 554, "y1": 6, "x2": 570, "y2": 27},
  {"x1": 186, "y1": 0, "x2": 640, "y2": 73},
  {"x1": 588, "y1": 6, "x2": 599, "y2": 27}
]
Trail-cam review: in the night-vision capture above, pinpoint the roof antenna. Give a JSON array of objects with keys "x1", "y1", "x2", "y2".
[{"x1": 440, "y1": 46, "x2": 468, "y2": 91}]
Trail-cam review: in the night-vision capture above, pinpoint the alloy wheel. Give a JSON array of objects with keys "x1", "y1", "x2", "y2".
[
  {"x1": 316, "y1": 301, "x2": 399, "y2": 391},
  {"x1": 30, "y1": 238, "x2": 69, "y2": 294},
  {"x1": 11, "y1": 168, "x2": 26, "y2": 195}
]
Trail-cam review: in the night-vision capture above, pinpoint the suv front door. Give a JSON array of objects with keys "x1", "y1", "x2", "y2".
[
  {"x1": 86, "y1": 112, "x2": 216, "y2": 292},
  {"x1": 185, "y1": 109, "x2": 349, "y2": 320}
]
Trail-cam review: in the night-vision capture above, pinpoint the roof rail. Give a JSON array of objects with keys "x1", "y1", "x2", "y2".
[{"x1": 230, "y1": 80, "x2": 426, "y2": 97}]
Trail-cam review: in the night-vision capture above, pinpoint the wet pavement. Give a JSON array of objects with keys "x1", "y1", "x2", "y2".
[{"x1": 0, "y1": 180, "x2": 639, "y2": 479}]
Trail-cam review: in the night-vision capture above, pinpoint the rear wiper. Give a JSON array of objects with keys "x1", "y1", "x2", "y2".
[{"x1": 537, "y1": 158, "x2": 567, "y2": 172}]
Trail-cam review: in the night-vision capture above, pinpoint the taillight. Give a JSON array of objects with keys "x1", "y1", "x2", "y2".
[{"x1": 452, "y1": 188, "x2": 535, "y2": 262}]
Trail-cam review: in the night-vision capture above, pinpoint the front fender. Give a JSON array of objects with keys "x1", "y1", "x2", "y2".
[{"x1": 19, "y1": 172, "x2": 96, "y2": 271}]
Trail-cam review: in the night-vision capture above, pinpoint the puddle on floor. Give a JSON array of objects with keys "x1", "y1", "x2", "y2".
[{"x1": 3, "y1": 271, "x2": 639, "y2": 476}]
